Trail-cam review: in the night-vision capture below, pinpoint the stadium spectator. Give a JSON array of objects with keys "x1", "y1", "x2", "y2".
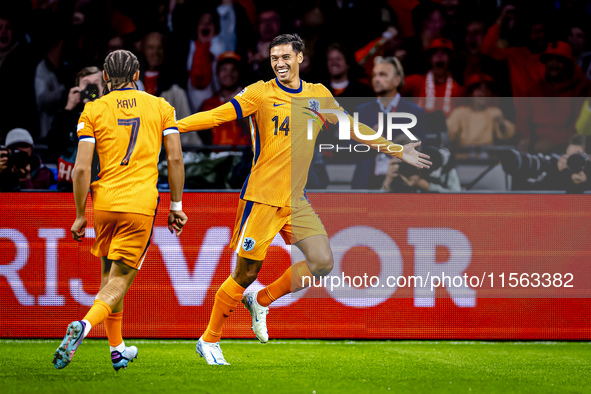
[
  {"x1": 34, "y1": 32, "x2": 67, "y2": 141},
  {"x1": 46, "y1": 66, "x2": 103, "y2": 190},
  {"x1": 199, "y1": 51, "x2": 249, "y2": 146},
  {"x1": 403, "y1": 38, "x2": 463, "y2": 116},
  {"x1": 355, "y1": 24, "x2": 404, "y2": 81},
  {"x1": 383, "y1": 145, "x2": 462, "y2": 193},
  {"x1": 351, "y1": 56, "x2": 426, "y2": 189},
  {"x1": 184, "y1": 7, "x2": 229, "y2": 113},
  {"x1": 0, "y1": 7, "x2": 39, "y2": 142},
  {"x1": 138, "y1": 31, "x2": 192, "y2": 124},
  {"x1": 325, "y1": 43, "x2": 374, "y2": 98},
  {"x1": 446, "y1": 73, "x2": 516, "y2": 148},
  {"x1": 457, "y1": 19, "x2": 511, "y2": 96},
  {"x1": 521, "y1": 135, "x2": 591, "y2": 193},
  {"x1": 400, "y1": 1, "x2": 447, "y2": 76},
  {"x1": 1, "y1": 127, "x2": 54, "y2": 190},
  {"x1": 248, "y1": 8, "x2": 281, "y2": 82},
  {"x1": 481, "y1": 4, "x2": 548, "y2": 98},
  {"x1": 566, "y1": 22, "x2": 591, "y2": 79},
  {"x1": 517, "y1": 42, "x2": 591, "y2": 153},
  {"x1": 320, "y1": 1, "x2": 399, "y2": 53}
]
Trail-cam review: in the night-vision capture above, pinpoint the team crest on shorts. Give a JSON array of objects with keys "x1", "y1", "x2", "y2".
[{"x1": 242, "y1": 237, "x2": 256, "y2": 251}]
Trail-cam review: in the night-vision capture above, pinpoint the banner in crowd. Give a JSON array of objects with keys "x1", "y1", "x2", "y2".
[{"x1": 0, "y1": 192, "x2": 589, "y2": 339}]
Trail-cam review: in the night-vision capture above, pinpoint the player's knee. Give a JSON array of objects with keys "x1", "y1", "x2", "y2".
[
  {"x1": 243, "y1": 269, "x2": 259, "y2": 285},
  {"x1": 309, "y1": 252, "x2": 334, "y2": 277}
]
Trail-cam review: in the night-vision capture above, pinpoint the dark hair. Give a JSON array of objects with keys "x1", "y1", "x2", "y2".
[
  {"x1": 103, "y1": 50, "x2": 140, "y2": 93},
  {"x1": 326, "y1": 43, "x2": 354, "y2": 66},
  {"x1": 76, "y1": 66, "x2": 101, "y2": 86},
  {"x1": 569, "y1": 134, "x2": 586, "y2": 150},
  {"x1": 412, "y1": 2, "x2": 445, "y2": 36},
  {"x1": 269, "y1": 33, "x2": 305, "y2": 55}
]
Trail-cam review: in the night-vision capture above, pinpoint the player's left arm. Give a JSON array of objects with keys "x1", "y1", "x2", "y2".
[
  {"x1": 177, "y1": 101, "x2": 239, "y2": 133},
  {"x1": 71, "y1": 141, "x2": 94, "y2": 242},
  {"x1": 178, "y1": 81, "x2": 265, "y2": 134},
  {"x1": 72, "y1": 103, "x2": 96, "y2": 241}
]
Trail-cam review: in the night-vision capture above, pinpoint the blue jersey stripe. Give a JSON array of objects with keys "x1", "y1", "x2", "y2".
[
  {"x1": 237, "y1": 200, "x2": 254, "y2": 238},
  {"x1": 230, "y1": 98, "x2": 243, "y2": 119},
  {"x1": 253, "y1": 117, "x2": 261, "y2": 164},
  {"x1": 275, "y1": 78, "x2": 302, "y2": 94},
  {"x1": 240, "y1": 173, "x2": 250, "y2": 199}
]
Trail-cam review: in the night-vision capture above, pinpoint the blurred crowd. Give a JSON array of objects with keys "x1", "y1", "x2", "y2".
[{"x1": 1, "y1": 0, "x2": 591, "y2": 192}]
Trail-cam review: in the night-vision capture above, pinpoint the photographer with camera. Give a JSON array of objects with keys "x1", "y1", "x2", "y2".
[
  {"x1": 0, "y1": 128, "x2": 54, "y2": 191},
  {"x1": 382, "y1": 144, "x2": 461, "y2": 193},
  {"x1": 501, "y1": 135, "x2": 590, "y2": 192},
  {"x1": 47, "y1": 66, "x2": 103, "y2": 190}
]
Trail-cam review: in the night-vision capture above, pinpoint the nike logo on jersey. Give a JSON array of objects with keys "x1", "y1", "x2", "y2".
[{"x1": 273, "y1": 103, "x2": 285, "y2": 107}]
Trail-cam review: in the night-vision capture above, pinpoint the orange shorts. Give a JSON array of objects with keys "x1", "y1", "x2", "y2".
[
  {"x1": 229, "y1": 199, "x2": 327, "y2": 261},
  {"x1": 91, "y1": 210, "x2": 156, "y2": 269}
]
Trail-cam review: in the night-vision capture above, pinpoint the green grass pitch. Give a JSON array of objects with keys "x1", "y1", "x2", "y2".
[{"x1": 1, "y1": 339, "x2": 590, "y2": 393}]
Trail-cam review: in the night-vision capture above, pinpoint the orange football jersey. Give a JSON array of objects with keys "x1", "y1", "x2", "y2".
[
  {"x1": 77, "y1": 88, "x2": 178, "y2": 215},
  {"x1": 178, "y1": 78, "x2": 402, "y2": 207}
]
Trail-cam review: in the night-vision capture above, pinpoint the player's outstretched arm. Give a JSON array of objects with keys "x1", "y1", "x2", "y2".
[
  {"x1": 71, "y1": 141, "x2": 94, "y2": 241},
  {"x1": 163, "y1": 132, "x2": 188, "y2": 236},
  {"x1": 400, "y1": 141, "x2": 432, "y2": 169},
  {"x1": 177, "y1": 102, "x2": 239, "y2": 133},
  {"x1": 349, "y1": 118, "x2": 431, "y2": 169}
]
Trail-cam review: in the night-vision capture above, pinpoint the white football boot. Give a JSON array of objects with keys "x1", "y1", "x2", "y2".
[
  {"x1": 241, "y1": 291, "x2": 269, "y2": 343},
  {"x1": 196, "y1": 336, "x2": 230, "y2": 365}
]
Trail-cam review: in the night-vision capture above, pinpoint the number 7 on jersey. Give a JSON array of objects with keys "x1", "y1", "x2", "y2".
[{"x1": 118, "y1": 117, "x2": 140, "y2": 166}]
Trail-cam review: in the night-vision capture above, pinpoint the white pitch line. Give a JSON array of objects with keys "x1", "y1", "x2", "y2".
[{"x1": 0, "y1": 339, "x2": 589, "y2": 345}]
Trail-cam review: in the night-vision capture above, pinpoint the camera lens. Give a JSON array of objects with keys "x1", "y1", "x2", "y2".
[{"x1": 566, "y1": 152, "x2": 589, "y2": 173}]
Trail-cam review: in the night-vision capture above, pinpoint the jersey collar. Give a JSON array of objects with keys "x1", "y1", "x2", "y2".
[{"x1": 275, "y1": 77, "x2": 302, "y2": 94}]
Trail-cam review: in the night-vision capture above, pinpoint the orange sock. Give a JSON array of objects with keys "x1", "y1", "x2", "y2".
[
  {"x1": 105, "y1": 311, "x2": 124, "y2": 347},
  {"x1": 203, "y1": 276, "x2": 245, "y2": 343},
  {"x1": 257, "y1": 260, "x2": 313, "y2": 307},
  {"x1": 83, "y1": 299, "x2": 112, "y2": 327}
]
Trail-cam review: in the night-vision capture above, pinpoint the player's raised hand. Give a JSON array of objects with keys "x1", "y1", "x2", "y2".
[
  {"x1": 401, "y1": 141, "x2": 432, "y2": 169},
  {"x1": 71, "y1": 216, "x2": 87, "y2": 242},
  {"x1": 168, "y1": 210, "x2": 188, "y2": 236}
]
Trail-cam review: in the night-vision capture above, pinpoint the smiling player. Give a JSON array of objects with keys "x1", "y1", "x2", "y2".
[{"x1": 178, "y1": 34, "x2": 431, "y2": 365}]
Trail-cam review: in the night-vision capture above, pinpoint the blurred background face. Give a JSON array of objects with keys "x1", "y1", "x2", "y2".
[
  {"x1": 372, "y1": 63, "x2": 399, "y2": 95},
  {"x1": 387, "y1": 157, "x2": 402, "y2": 177},
  {"x1": 217, "y1": 62, "x2": 239, "y2": 89},
  {"x1": 430, "y1": 49, "x2": 450, "y2": 70},
  {"x1": 565, "y1": 143, "x2": 584, "y2": 157},
  {"x1": 143, "y1": 32, "x2": 164, "y2": 70},
  {"x1": 258, "y1": 11, "x2": 281, "y2": 42},
  {"x1": 79, "y1": 71, "x2": 104, "y2": 101},
  {"x1": 470, "y1": 83, "x2": 491, "y2": 107},
  {"x1": 545, "y1": 56, "x2": 567, "y2": 79},
  {"x1": 529, "y1": 23, "x2": 546, "y2": 51},
  {"x1": 441, "y1": 0, "x2": 460, "y2": 18},
  {"x1": 107, "y1": 36, "x2": 125, "y2": 53},
  {"x1": 327, "y1": 49, "x2": 348, "y2": 78},
  {"x1": 423, "y1": 10, "x2": 445, "y2": 36},
  {"x1": 197, "y1": 12, "x2": 216, "y2": 43},
  {"x1": 568, "y1": 27, "x2": 585, "y2": 54},
  {"x1": 0, "y1": 18, "x2": 13, "y2": 52},
  {"x1": 465, "y1": 21, "x2": 486, "y2": 55}
]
